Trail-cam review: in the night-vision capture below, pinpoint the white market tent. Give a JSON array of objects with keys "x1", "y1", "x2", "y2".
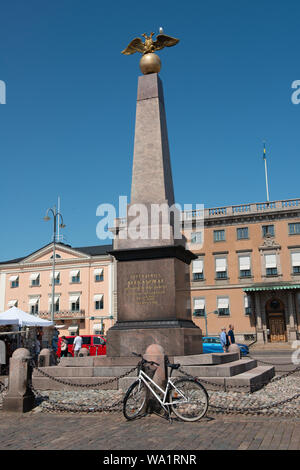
[{"x1": 0, "y1": 306, "x2": 54, "y2": 327}]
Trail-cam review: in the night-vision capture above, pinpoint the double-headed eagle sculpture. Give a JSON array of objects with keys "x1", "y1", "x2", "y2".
[
  {"x1": 122, "y1": 32, "x2": 179, "y2": 75},
  {"x1": 121, "y1": 32, "x2": 179, "y2": 56}
]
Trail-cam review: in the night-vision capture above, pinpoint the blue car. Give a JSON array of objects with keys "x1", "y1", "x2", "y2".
[{"x1": 202, "y1": 336, "x2": 249, "y2": 356}]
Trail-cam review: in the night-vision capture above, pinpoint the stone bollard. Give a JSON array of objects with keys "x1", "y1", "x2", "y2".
[
  {"x1": 228, "y1": 343, "x2": 241, "y2": 358},
  {"x1": 79, "y1": 348, "x2": 89, "y2": 357},
  {"x1": 144, "y1": 344, "x2": 166, "y2": 414},
  {"x1": 38, "y1": 348, "x2": 51, "y2": 367},
  {"x1": 3, "y1": 348, "x2": 35, "y2": 413}
]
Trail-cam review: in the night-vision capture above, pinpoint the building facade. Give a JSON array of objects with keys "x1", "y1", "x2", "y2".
[
  {"x1": 0, "y1": 198, "x2": 300, "y2": 344},
  {"x1": 0, "y1": 242, "x2": 115, "y2": 337},
  {"x1": 183, "y1": 198, "x2": 300, "y2": 343}
]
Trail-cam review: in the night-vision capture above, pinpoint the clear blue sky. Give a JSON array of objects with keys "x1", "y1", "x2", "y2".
[{"x1": 0, "y1": 0, "x2": 299, "y2": 261}]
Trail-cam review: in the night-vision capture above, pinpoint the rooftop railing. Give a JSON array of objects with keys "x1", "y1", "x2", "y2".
[{"x1": 181, "y1": 198, "x2": 300, "y2": 221}]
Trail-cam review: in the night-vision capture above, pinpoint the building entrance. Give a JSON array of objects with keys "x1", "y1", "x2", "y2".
[{"x1": 265, "y1": 299, "x2": 286, "y2": 342}]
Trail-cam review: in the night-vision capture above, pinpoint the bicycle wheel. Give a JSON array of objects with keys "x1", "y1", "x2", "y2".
[
  {"x1": 169, "y1": 378, "x2": 209, "y2": 422},
  {"x1": 123, "y1": 380, "x2": 147, "y2": 420}
]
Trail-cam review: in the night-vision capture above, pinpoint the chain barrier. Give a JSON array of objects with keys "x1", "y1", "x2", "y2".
[
  {"x1": 19, "y1": 347, "x2": 300, "y2": 416},
  {"x1": 26, "y1": 360, "x2": 138, "y2": 413}
]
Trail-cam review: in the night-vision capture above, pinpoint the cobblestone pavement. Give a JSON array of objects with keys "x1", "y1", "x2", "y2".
[{"x1": 0, "y1": 411, "x2": 300, "y2": 450}]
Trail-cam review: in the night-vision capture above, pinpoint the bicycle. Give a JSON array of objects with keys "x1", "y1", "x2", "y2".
[{"x1": 123, "y1": 352, "x2": 209, "y2": 422}]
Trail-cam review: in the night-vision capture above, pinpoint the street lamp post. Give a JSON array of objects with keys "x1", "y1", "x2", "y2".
[
  {"x1": 44, "y1": 205, "x2": 65, "y2": 323},
  {"x1": 204, "y1": 310, "x2": 218, "y2": 337}
]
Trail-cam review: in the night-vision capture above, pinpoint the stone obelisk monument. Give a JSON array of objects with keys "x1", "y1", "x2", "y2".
[{"x1": 106, "y1": 32, "x2": 202, "y2": 357}]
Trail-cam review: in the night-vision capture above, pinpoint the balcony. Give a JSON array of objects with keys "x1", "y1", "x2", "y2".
[{"x1": 38, "y1": 310, "x2": 86, "y2": 320}]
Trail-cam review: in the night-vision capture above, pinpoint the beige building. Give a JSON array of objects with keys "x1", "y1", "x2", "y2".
[
  {"x1": 0, "y1": 242, "x2": 115, "y2": 337},
  {"x1": 1, "y1": 197, "x2": 300, "y2": 344},
  {"x1": 184, "y1": 198, "x2": 300, "y2": 343}
]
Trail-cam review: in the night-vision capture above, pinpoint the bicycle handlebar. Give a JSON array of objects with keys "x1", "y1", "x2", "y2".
[{"x1": 132, "y1": 352, "x2": 160, "y2": 367}]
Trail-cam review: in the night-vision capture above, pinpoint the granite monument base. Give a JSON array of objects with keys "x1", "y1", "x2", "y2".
[{"x1": 107, "y1": 322, "x2": 203, "y2": 357}]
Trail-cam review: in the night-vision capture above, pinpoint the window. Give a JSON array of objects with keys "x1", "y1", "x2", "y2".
[
  {"x1": 289, "y1": 223, "x2": 300, "y2": 235},
  {"x1": 49, "y1": 296, "x2": 60, "y2": 313},
  {"x1": 191, "y1": 232, "x2": 202, "y2": 244},
  {"x1": 94, "y1": 269, "x2": 104, "y2": 282},
  {"x1": 265, "y1": 254, "x2": 277, "y2": 276},
  {"x1": 10, "y1": 275, "x2": 19, "y2": 288},
  {"x1": 94, "y1": 337, "x2": 106, "y2": 346},
  {"x1": 71, "y1": 300, "x2": 80, "y2": 312},
  {"x1": 239, "y1": 255, "x2": 251, "y2": 277},
  {"x1": 244, "y1": 295, "x2": 251, "y2": 315},
  {"x1": 214, "y1": 230, "x2": 225, "y2": 242},
  {"x1": 50, "y1": 271, "x2": 60, "y2": 285},
  {"x1": 70, "y1": 294, "x2": 80, "y2": 312},
  {"x1": 262, "y1": 225, "x2": 274, "y2": 237},
  {"x1": 29, "y1": 297, "x2": 39, "y2": 314},
  {"x1": 217, "y1": 297, "x2": 230, "y2": 316},
  {"x1": 82, "y1": 337, "x2": 91, "y2": 345},
  {"x1": 31, "y1": 303, "x2": 39, "y2": 314},
  {"x1": 193, "y1": 298, "x2": 205, "y2": 317},
  {"x1": 70, "y1": 270, "x2": 80, "y2": 283},
  {"x1": 94, "y1": 294, "x2": 104, "y2": 310},
  {"x1": 237, "y1": 227, "x2": 249, "y2": 240},
  {"x1": 8, "y1": 300, "x2": 18, "y2": 308},
  {"x1": 30, "y1": 273, "x2": 40, "y2": 286},
  {"x1": 192, "y1": 259, "x2": 204, "y2": 281},
  {"x1": 291, "y1": 252, "x2": 300, "y2": 274},
  {"x1": 215, "y1": 258, "x2": 227, "y2": 279}
]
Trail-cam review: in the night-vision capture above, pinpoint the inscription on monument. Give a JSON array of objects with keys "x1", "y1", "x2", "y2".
[{"x1": 125, "y1": 273, "x2": 167, "y2": 305}]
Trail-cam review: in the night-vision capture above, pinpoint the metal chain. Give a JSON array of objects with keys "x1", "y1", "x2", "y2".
[
  {"x1": 0, "y1": 380, "x2": 8, "y2": 394},
  {"x1": 29, "y1": 381, "x2": 124, "y2": 413},
  {"x1": 32, "y1": 363, "x2": 138, "y2": 388}
]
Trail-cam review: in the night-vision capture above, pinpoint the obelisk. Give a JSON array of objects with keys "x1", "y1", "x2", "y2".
[{"x1": 106, "y1": 32, "x2": 203, "y2": 356}]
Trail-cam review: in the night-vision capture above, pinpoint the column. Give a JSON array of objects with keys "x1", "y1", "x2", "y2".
[
  {"x1": 254, "y1": 292, "x2": 264, "y2": 343},
  {"x1": 287, "y1": 291, "x2": 297, "y2": 341}
]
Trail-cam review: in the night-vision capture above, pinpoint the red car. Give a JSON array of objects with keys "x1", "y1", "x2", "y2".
[{"x1": 57, "y1": 335, "x2": 106, "y2": 358}]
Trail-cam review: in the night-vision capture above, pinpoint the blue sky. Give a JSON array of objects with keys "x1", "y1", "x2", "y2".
[{"x1": 0, "y1": 0, "x2": 299, "y2": 261}]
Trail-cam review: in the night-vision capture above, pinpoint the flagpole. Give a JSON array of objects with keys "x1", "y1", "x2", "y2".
[{"x1": 263, "y1": 142, "x2": 270, "y2": 202}]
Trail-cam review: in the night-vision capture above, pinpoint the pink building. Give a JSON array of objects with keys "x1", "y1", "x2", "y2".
[{"x1": 0, "y1": 242, "x2": 115, "y2": 337}]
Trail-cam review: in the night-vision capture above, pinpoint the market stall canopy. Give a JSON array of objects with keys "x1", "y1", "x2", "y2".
[{"x1": 0, "y1": 307, "x2": 53, "y2": 327}]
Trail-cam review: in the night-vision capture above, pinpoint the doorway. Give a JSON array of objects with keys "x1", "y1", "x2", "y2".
[{"x1": 265, "y1": 298, "x2": 286, "y2": 342}]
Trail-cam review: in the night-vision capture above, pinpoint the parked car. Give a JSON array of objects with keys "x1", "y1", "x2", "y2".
[
  {"x1": 202, "y1": 336, "x2": 249, "y2": 356},
  {"x1": 56, "y1": 334, "x2": 106, "y2": 358}
]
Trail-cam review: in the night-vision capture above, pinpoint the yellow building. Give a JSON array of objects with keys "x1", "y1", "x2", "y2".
[{"x1": 184, "y1": 198, "x2": 300, "y2": 343}]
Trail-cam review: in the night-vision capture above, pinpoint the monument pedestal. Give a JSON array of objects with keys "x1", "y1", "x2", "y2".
[{"x1": 107, "y1": 245, "x2": 202, "y2": 357}]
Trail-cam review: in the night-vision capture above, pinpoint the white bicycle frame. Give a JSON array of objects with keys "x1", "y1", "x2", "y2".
[{"x1": 136, "y1": 368, "x2": 188, "y2": 413}]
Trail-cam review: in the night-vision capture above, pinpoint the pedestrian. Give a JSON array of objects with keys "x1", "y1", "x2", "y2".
[
  {"x1": 0, "y1": 339, "x2": 6, "y2": 375},
  {"x1": 228, "y1": 324, "x2": 235, "y2": 345},
  {"x1": 60, "y1": 336, "x2": 68, "y2": 357},
  {"x1": 220, "y1": 327, "x2": 228, "y2": 353},
  {"x1": 51, "y1": 328, "x2": 59, "y2": 353},
  {"x1": 73, "y1": 332, "x2": 82, "y2": 357}
]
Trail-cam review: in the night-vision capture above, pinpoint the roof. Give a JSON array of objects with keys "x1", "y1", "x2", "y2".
[{"x1": 0, "y1": 242, "x2": 113, "y2": 265}]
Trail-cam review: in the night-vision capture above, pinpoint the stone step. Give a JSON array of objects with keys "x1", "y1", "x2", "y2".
[
  {"x1": 32, "y1": 376, "x2": 119, "y2": 391},
  {"x1": 118, "y1": 365, "x2": 275, "y2": 393},
  {"x1": 59, "y1": 356, "x2": 140, "y2": 367},
  {"x1": 170, "y1": 359, "x2": 257, "y2": 378},
  {"x1": 171, "y1": 353, "x2": 240, "y2": 366}
]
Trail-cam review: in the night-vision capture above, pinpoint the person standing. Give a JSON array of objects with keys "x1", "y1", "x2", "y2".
[
  {"x1": 228, "y1": 324, "x2": 235, "y2": 345},
  {"x1": 60, "y1": 336, "x2": 68, "y2": 357},
  {"x1": 220, "y1": 327, "x2": 228, "y2": 353},
  {"x1": 73, "y1": 332, "x2": 82, "y2": 357}
]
